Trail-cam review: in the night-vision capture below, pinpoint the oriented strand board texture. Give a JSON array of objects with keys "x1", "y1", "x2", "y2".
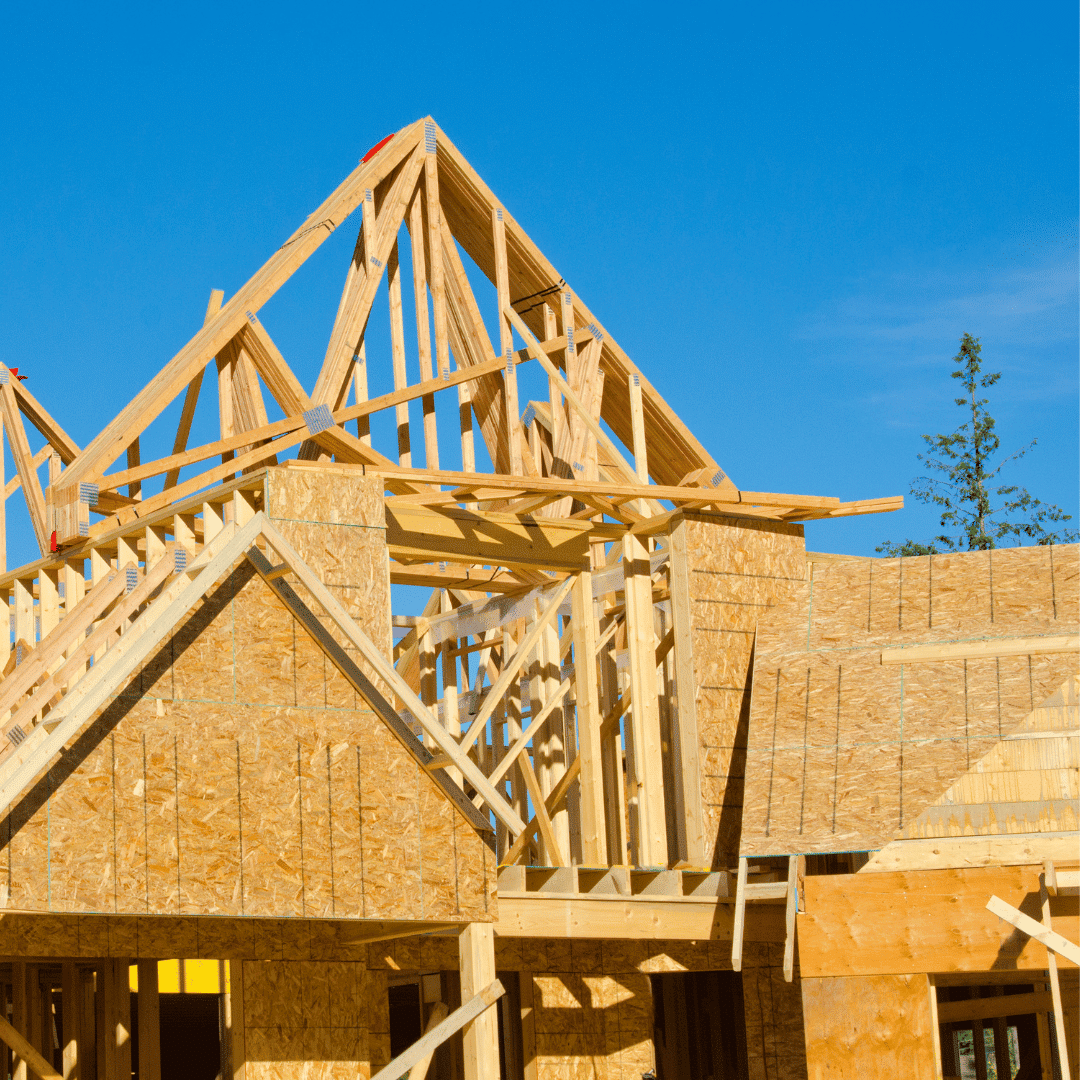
[
  {"x1": 800, "y1": 974, "x2": 937, "y2": 1080},
  {"x1": 900, "y1": 674, "x2": 1079, "y2": 838},
  {"x1": 683, "y1": 513, "x2": 807, "y2": 867},
  {"x1": 740, "y1": 545, "x2": 1079, "y2": 856},
  {"x1": 741, "y1": 943, "x2": 808, "y2": 1080},
  {"x1": 241, "y1": 957, "x2": 389, "y2": 1080},
  {"x1": 0, "y1": 471, "x2": 494, "y2": 924}
]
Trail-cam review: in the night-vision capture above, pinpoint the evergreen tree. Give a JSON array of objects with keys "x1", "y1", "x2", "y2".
[{"x1": 878, "y1": 333, "x2": 1077, "y2": 556}]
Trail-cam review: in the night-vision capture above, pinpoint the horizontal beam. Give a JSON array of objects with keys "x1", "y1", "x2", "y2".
[
  {"x1": 494, "y1": 894, "x2": 786, "y2": 941},
  {"x1": 937, "y1": 990, "x2": 1054, "y2": 1025},
  {"x1": 881, "y1": 634, "x2": 1079, "y2": 665}
]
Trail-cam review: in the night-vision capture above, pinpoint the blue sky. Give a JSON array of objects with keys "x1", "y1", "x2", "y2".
[{"x1": 0, "y1": 1, "x2": 1076, "y2": 570}]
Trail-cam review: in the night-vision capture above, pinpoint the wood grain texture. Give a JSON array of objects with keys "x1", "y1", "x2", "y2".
[
  {"x1": 741, "y1": 544, "x2": 1079, "y2": 856},
  {"x1": 798, "y1": 864, "x2": 1080, "y2": 978},
  {"x1": 682, "y1": 512, "x2": 807, "y2": 867},
  {"x1": 801, "y1": 973, "x2": 936, "y2": 1080},
  {"x1": 0, "y1": 471, "x2": 492, "y2": 925}
]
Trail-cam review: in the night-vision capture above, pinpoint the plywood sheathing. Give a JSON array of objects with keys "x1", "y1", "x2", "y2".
[
  {"x1": 797, "y1": 864, "x2": 1080, "y2": 978},
  {"x1": 241, "y1": 957, "x2": 391, "y2": 1080},
  {"x1": 800, "y1": 973, "x2": 937, "y2": 1080},
  {"x1": 682, "y1": 513, "x2": 807, "y2": 867},
  {"x1": 898, "y1": 673, "x2": 1078, "y2": 839},
  {"x1": 739, "y1": 544, "x2": 1079, "y2": 856},
  {"x1": 0, "y1": 471, "x2": 495, "y2": 923}
]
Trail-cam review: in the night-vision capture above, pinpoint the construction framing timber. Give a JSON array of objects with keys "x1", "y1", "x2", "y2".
[{"x1": 0, "y1": 116, "x2": 1073, "y2": 1080}]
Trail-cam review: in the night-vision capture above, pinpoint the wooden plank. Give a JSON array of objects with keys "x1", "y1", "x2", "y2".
[
  {"x1": 881, "y1": 634, "x2": 1079, "y2": 664},
  {"x1": 515, "y1": 751, "x2": 566, "y2": 867},
  {"x1": 1, "y1": 384, "x2": 48, "y2": 554},
  {"x1": 622, "y1": 530, "x2": 667, "y2": 864},
  {"x1": 60, "y1": 963, "x2": 77, "y2": 1080},
  {"x1": 407, "y1": 188, "x2": 439, "y2": 469},
  {"x1": 801, "y1": 974, "x2": 938, "y2": 1080},
  {"x1": 0, "y1": 1012, "x2": 61, "y2": 1080},
  {"x1": 313, "y1": 143, "x2": 427, "y2": 410},
  {"x1": 459, "y1": 577, "x2": 574, "y2": 749},
  {"x1": 136, "y1": 960, "x2": 160, "y2": 1080},
  {"x1": 732, "y1": 857, "x2": 748, "y2": 971},
  {"x1": 53, "y1": 120, "x2": 425, "y2": 500},
  {"x1": 388, "y1": 241, "x2": 412, "y2": 467},
  {"x1": 937, "y1": 990, "x2": 1054, "y2": 1023},
  {"x1": 863, "y1": 834, "x2": 1080, "y2": 873},
  {"x1": 495, "y1": 892, "x2": 787, "y2": 940},
  {"x1": 667, "y1": 517, "x2": 705, "y2": 865},
  {"x1": 571, "y1": 570, "x2": 606, "y2": 864},
  {"x1": 987, "y1": 894, "x2": 1080, "y2": 964},
  {"x1": 783, "y1": 854, "x2": 799, "y2": 982},
  {"x1": 369, "y1": 978, "x2": 504, "y2": 1080},
  {"x1": 492, "y1": 208, "x2": 521, "y2": 475},
  {"x1": 799, "y1": 866, "x2": 1080, "y2": 977},
  {"x1": 458, "y1": 927, "x2": 499, "y2": 1080}
]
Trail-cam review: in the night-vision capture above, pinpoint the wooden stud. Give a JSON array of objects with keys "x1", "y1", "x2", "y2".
[
  {"x1": 458, "y1": 925, "x2": 500, "y2": 1080},
  {"x1": 667, "y1": 517, "x2": 705, "y2": 865},
  {"x1": 227, "y1": 959, "x2": 246, "y2": 1080},
  {"x1": 1, "y1": 385, "x2": 48, "y2": 554},
  {"x1": 135, "y1": 961, "x2": 159, "y2": 1080},
  {"x1": 388, "y1": 241, "x2": 412, "y2": 468},
  {"x1": 732, "y1": 857, "x2": 748, "y2": 971},
  {"x1": 622, "y1": 530, "x2": 668, "y2": 865},
  {"x1": 407, "y1": 191, "x2": 439, "y2": 469},
  {"x1": 1041, "y1": 863, "x2": 1071, "y2": 1080},
  {"x1": 60, "y1": 963, "x2": 77, "y2": 1080},
  {"x1": 492, "y1": 208, "x2": 521, "y2": 475},
  {"x1": 571, "y1": 570, "x2": 606, "y2": 864}
]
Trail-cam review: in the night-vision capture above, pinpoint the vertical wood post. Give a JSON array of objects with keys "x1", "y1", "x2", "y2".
[
  {"x1": 12, "y1": 960, "x2": 27, "y2": 1080},
  {"x1": 227, "y1": 960, "x2": 246, "y2": 1080},
  {"x1": 61, "y1": 962, "x2": 78, "y2": 1080},
  {"x1": 492, "y1": 208, "x2": 521, "y2": 475},
  {"x1": 458, "y1": 924, "x2": 498, "y2": 1080},
  {"x1": 622, "y1": 531, "x2": 668, "y2": 866},
  {"x1": 668, "y1": 517, "x2": 706, "y2": 865},
  {"x1": 571, "y1": 571, "x2": 606, "y2": 864},
  {"x1": 136, "y1": 961, "x2": 160, "y2": 1080}
]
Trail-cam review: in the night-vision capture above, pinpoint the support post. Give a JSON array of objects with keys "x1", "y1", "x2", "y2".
[
  {"x1": 458, "y1": 924, "x2": 498, "y2": 1080},
  {"x1": 13, "y1": 960, "x2": 27, "y2": 1080},
  {"x1": 136, "y1": 961, "x2": 160, "y2": 1080},
  {"x1": 571, "y1": 571, "x2": 606, "y2": 864},
  {"x1": 622, "y1": 531, "x2": 667, "y2": 865},
  {"x1": 61, "y1": 963, "x2": 78, "y2": 1080},
  {"x1": 227, "y1": 960, "x2": 245, "y2": 1080}
]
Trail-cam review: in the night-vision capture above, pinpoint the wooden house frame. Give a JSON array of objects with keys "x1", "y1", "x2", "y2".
[{"x1": 0, "y1": 116, "x2": 1073, "y2": 1080}]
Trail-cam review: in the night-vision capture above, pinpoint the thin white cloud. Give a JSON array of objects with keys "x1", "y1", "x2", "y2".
[{"x1": 798, "y1": 251, "x2": 1078, "y2": 355}]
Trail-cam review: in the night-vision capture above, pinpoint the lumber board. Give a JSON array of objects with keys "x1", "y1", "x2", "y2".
[
  {"x1": 798, "y1": 865, "x2": 1080, "y2": 977},
  {"x1": 50, "y1": 121, "x2": 425, "y2": 506},
  {"x1": 801, "y1": 974, "x2": 937, "y2": 1080}
]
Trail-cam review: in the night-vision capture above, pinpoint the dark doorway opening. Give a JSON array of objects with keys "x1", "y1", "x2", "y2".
[{"x1": 651, "y1": 970, "x2": 748, "y2": 1080}]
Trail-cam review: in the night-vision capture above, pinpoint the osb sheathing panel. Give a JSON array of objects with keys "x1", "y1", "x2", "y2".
[
  {"x1": 741, "y1": 942, "x2": 808, "y2": 1080},
  {"x1": 0, "y1": 472, "x2": 492, "y2": 925},
  {"x1": 682, "y1": 513, "x2": 807, "y2": 867},
  {"x1": 242, "y1": 958, "x2": 389, "y2": 1080},
  {"x1": 800, "y1": 973, "x2": 936, "y2": 1080},
  {"x1": 741, "y1": 544, "x2": 1079, "y2": 856},
  {"x1": 900, "y1": 674, "x2": 1079, "y2": 838}
]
